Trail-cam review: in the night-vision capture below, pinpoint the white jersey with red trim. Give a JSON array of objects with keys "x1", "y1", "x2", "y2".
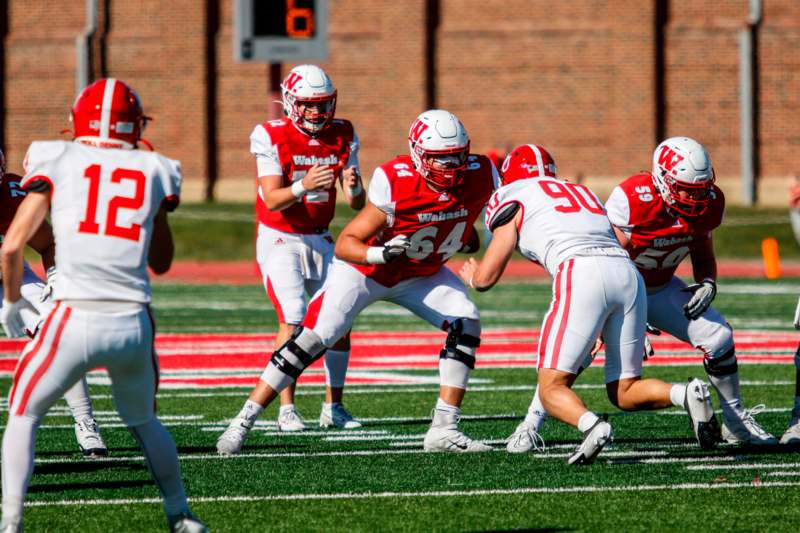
[
  {"x1": 22, "y1": 140, "x2": 181, "y2": 303},
  {"x1": 485, "y1": 177, "x2": 625, "y2": 276},
  {"x1": 250, "y1": 117, "x2": 359, "y2": 234}
]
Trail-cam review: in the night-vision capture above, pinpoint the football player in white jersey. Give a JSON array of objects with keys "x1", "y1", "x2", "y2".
[
  {"x1": 0, "y1": 148, "x2": 108, "y2": 458},
  {"x1": 0, "y1": 79, "x2": 206, "y2": 533},
  {"x1": 459, "y1": 144, "x2": 720, "y2": 464}
]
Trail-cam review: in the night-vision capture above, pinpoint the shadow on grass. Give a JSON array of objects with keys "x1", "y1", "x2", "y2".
[{"x1": 29, "y1": 478, "x2": 152, "y2": 494}]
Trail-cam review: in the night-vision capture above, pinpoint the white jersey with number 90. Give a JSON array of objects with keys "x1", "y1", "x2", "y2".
[{"x1": 21, "y1": 140, "x2": 181, "y2": 303}]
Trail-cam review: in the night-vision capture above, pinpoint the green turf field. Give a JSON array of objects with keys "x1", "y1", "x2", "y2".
[{"x1": 2, "y1": 279, "x2": 800, "y2": 532}]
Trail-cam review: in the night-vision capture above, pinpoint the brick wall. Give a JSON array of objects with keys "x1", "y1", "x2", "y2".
[{"x1": 1, "y1": 0, "x2": 798, "y2": 204}]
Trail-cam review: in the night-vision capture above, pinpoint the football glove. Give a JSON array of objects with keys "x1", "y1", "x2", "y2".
[
  {"x1": 1, "y1": 298, "x2": 35, "y2": 338},
  {"x1": 794, "y1": 295, "x2": 800, "y2": 330},
  {"x1": 366, "y1": 235, "x2": 411, "y2": 264},
  {"x1": 40, "y1": 266, "x2": 56, "y2": 303},
  {"x1": 681, "y1": 278, "x2": 716, "y2": 320},
  {"x1": 643, "y1": 324, "x2": 660, "y2": 360}
]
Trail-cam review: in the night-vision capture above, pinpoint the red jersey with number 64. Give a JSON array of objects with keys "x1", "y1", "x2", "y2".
[
  {"x1": 605, "y1": 172, "x2": 724, "y2": 287},
  {"x1": 21, "y1": 140, "x2": 181, "y2": 303},
  {"x1": 353, "y1": 154, "x2": 499, "y2": 287}
]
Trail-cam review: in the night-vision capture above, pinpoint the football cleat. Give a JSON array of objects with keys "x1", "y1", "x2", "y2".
[
  {"x1": 74, "y1": 417, "x2": 108, "y2": 458},
  {"x1": 506, "y1": 421, "x2": 546, "y2": 453},
  {"x1": 319, "y1": 403, "x2": 362, "y2": 429},
  {"x1": 721, "y1": 404, "x2": 778, "y2": 445},
  {"x1": 780, "y1": 409, "x2": 800, "y2": 445},
  {"x1": 683, "y1": 378, "x2": 721, "y2": 449},
  {"x1": 168, "y1": 511, "x2": 208, "y2": 533},
  {"x1": 216, "y1": 415, "x2": 255, "y2": 456},
  {"x1": 277, "y1": 406, "x2": 307, "y2": 432},
  {"x1": 423, "y1": 409, "x2": 492, "y2": 452},
  {"x1": 567, "y1": 419, "x2": 612, "y2": 465}
]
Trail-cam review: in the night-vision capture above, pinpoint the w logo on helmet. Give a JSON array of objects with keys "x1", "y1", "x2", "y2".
[
  {"x1": 284, "y1": 72, "x2": 303, "y2": 92},
  {"x1": 657, "y1": 146, "x2": 684, "y2": 174},
  {"x1": 409, "y1": 120, "x2": 429, "y2": 143}
]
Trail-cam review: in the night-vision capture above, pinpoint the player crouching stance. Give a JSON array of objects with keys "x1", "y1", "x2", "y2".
[
  {"x1": 217, "y1": 110, "x2": 497, "y2": 455},
  {"x1": 460, "y1": 144, "x2": 720, "y2": 464},
  {"x1": 0, "y1": 79, "x2": 205, "y2": 532},
  {"x1": 0, "y1": 148, "x2": 107, "y2": 458}
]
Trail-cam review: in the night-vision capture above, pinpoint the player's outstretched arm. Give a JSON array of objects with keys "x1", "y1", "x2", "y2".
[
  {"x1": 334, "y1": 202, "x2": 389, "y2": 265},
  {"x1": 688, "y1": 237, "x2": 718, "y2": 282},
  {"x1": 460, "y1": 211, "x2": 519, "y2": 292},
  {"x1": 2, "y1": 192, "x2": 50, "y2": 301},
  {"x1": 148, "y1": 204, "x2": 174, "y2": 275}
]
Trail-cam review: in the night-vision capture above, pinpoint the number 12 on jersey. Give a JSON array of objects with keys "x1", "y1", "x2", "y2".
[{"x1": 78, "y1": 164, "x2": 146, "y2": 242}]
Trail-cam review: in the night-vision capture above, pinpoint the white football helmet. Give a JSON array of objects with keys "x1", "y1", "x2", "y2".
[
  {"x1": 281, "y1": 64, "x2": 337, "y2": 134},
  {"x1": 408, "y1": 109, "x2": 470, "y2": 190},
  {"x1": 651, "y1": 136, "x2": 715, "y2": 217}
]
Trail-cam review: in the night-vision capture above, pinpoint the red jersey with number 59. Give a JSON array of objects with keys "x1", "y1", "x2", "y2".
[
  {"x1": 353, "y1": 154, "x2": 498, "y2": 287},
  {"x1": 21, "y1": 140, "x2": 181, "y2": 303},
  {"x1": 251, "y1": 118, "x2": 357, "y2": 234},
  {"x1": 605, "y1": 172, "x2": 724, "y2": 287},
  {"x1": 0, "y1": 174, "x2": 27, "y2": 245},
  {"x1": 485, "y1": 177, "x2": 624, "y2": 277}
]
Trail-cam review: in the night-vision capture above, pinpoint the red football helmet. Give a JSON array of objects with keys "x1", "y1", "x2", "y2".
[
  {"x1": 500, "y1": 144, "x2": 557, "y2": 185},
  {"x1": 71, "y1": 78, "x2": 148, "y2": 149},
  {"x1": 651, "y1": 136, "x2": 714, "y2": 217}
]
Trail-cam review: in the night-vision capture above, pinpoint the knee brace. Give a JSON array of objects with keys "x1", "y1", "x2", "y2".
[
  {"x1": 439, "y1": 319, "x2": 480, "y2": 370},
  {"x1": 703, "y1": 345, "x2": 738, "y2": 377},
  {"x1": 269, "y1": 326, "x2": 326, "y2": 380}
]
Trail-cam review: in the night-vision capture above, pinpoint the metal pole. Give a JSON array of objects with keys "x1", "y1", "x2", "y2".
[
  {"x1": 75, "y1": 0, "x2": 98, "y2": 94},
  {"x1": 268, "y1": 62, "x2": 283, "y2": 121},
  {"x1": 739, "y1": 0, "x2": 762, "y2": 206}
]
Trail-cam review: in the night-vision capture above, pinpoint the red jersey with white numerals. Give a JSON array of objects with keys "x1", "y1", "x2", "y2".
[
  {"x1": 0, "y1": 174, "x2": 27, "y2": 245},
  {"x1": 605, "y1": 172, "x2": 724, "y2": 287},
  {"x1": 252, "y1": 118, "x2": 355, "y2": 234},
  {"x1": 353, "y1": 154, "x2": 498, "y2": 287}
]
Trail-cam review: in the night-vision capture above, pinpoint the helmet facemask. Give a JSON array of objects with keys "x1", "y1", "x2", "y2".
[
  {"x1": 283, "y1": 91, "x2": 337, "y2": 134},
  {"x1": 411, "y1": 143, "x2": 470, "y2": 190}
]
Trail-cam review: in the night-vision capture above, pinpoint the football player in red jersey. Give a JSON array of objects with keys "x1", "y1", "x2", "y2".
[
  {"x1": 605, "y1": 136, "x2": 777, "y2": 445},
  {"x1": 0, "y1": 148, "x2": 108, "y2": 458},
  {"x1": 228, "y1": 65, "x2": 366, "y2": 435},
  {"x1": 218, "y1": 109, "x2": 498, "y2": 455}
]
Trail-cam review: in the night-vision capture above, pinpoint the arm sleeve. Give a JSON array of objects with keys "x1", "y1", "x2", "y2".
[
  {"x1": 250, "y1": 125, "x2": 283, "y2": 177},
  {"x1": 346, "y1": 132, "x2": 360, "y2": 169},
  {"x1": 605, "y1": 186, "x2": 633, "y2": 234},
  {"x1": 367, "y1": 167, "x2": 395, "y2": 226}
]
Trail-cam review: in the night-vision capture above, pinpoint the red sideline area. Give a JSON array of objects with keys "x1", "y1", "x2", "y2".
[{"x1": 144, "y1": 259, "x2": 800, "y2": 285}]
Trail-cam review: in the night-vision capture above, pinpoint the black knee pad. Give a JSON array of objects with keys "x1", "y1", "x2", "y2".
[
  {"x1": 270, "y1": 326, "x2": 326, "y2": 379},
  {"x1": 438, "y1": 319, "x2": 480, "y2": 370},
  {"x1": 703, "y1": 346, "x2": 738, "y2": 377}
]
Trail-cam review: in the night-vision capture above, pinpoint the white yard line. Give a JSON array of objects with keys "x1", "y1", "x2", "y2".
[
  {"x1": 686, "y1": 462, "x2": 800, "y2": 471},
  {"x1": 24, "y1": 480, "x2": 800, "y2": 508}
]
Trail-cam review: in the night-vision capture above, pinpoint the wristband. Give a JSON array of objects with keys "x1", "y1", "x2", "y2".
[
  {"x1": 365, "y1": 247, "x2": 387, "y2": 265},
  {"x1": 291, "y1": 180, "x2": 307, "y2": 198}
]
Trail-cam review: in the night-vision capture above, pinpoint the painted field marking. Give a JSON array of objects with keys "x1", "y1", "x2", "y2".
[
  {"x1": 25, "y1": 480, "x2": 800, "y2": 508},
  {"x1": 686, "y1": 462, "x2": 800, "y2": 471}
]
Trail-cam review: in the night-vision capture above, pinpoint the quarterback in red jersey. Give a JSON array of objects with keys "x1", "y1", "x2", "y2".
[
  {"x1": 230, "y1": 65, "x2": 365, "y2": 434},
  {"x1": 0, "y1": 149, "x2": 107, "y2": 458},
  {"x1": 218, "y1": 109, "x2": 498, "y2": 455},
  {"x1": 606, "y1": 136, "x2": 777, "y2": 445}
]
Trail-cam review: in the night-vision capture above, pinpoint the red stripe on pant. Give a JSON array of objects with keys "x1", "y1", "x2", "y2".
[
  {"x1": 538, "y1": 264, "x2": 563, "y2": 369},
  {"x1": 265, "y1": 276, "x2": 286, "y2": 324},
  {"x1": 8, "y1": 301, "x2": 62, "y2": 410},
  {"x1": 549, "y1": 259, "x2": 575, "y2": 369},
  {"x1": 302, "y1": 291, "x2": 326, "y2": 330},
  {"x1": 15, "y1": 305, "x2": 72, "y2": 416}
]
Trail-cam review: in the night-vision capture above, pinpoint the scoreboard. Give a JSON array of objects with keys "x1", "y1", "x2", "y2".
[{"x1": 234, "y1": 0, "x2": 328, "y2": 62}]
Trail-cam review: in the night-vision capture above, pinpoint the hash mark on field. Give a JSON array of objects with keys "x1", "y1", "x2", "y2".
[
  {"x1": 686, "y1": 462, "x2": 800, "y2": 471},
  {"x1": 25, "y1": 480, "x2": 800, "y2": 508}
]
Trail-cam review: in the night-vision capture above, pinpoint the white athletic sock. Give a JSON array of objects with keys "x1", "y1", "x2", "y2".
[
  {"x1": 522, "y1": 387, "x2": 548, "y2": 431},
  {"x1": 278, "y1": 403, "x2": 295, "y2": 415},
  {"x1": 63, "y1": 378, "x2": 94, "y2": 422},
  {"x1": 670, "y1": 384, "x2": 687, "y2": 407},
  {"x1": 435, "y1": 398, "x2": 460, "y2": 415},
  {"x1": 240, "y1": 400, "x2": 264, "y2": 421},
  {"x1": 129, "y1": 418, "x2": 189, "y2": 517},
  {"x1": 577, "y1": 412, "x2": 599, "y2": 433},
  {"x1": 1, "y1": 415, "x2": 38, "y2": 523},
  {"x1": 707, "y1": 373, "x2": 742, "y2": 418},
  {"x1": 324, "y1": 349, "x2": 349, "y2": 388}
]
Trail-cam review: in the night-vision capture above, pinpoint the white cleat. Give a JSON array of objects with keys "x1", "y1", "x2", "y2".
[
  {"x1": 721, "y1": 404, "x2": 778, "y2": 445},
  {"x1": 74, "y1": 417, "x2": 108, "y2": 458},
  {"x1": 567, "y1": 419, "x2": 612, "y2": 465},
  {"x1": 506, "y1": 421, "x2": 546, "y2": 454},
  {"x1": 168, "y1": 512, "x2": 208, "y2": 533},
  {"x1": 277, "y1": 406, "x2": 307, "y2": 432},
  {"x1": 216, "y1": 416, "x2": 254, "y2": 456},
  {"x1": 319, "y1": 403, "x2": 362, "y2": 429},
  {"x1": 423, "y1": 409, "x2": 492, "y2": 452},
  {"x1": 780, "y1": 409, "x2": 800, "y2": 445},
  {"x1": 683, "y1": 378, "x2": 721, "y2": 450}
]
